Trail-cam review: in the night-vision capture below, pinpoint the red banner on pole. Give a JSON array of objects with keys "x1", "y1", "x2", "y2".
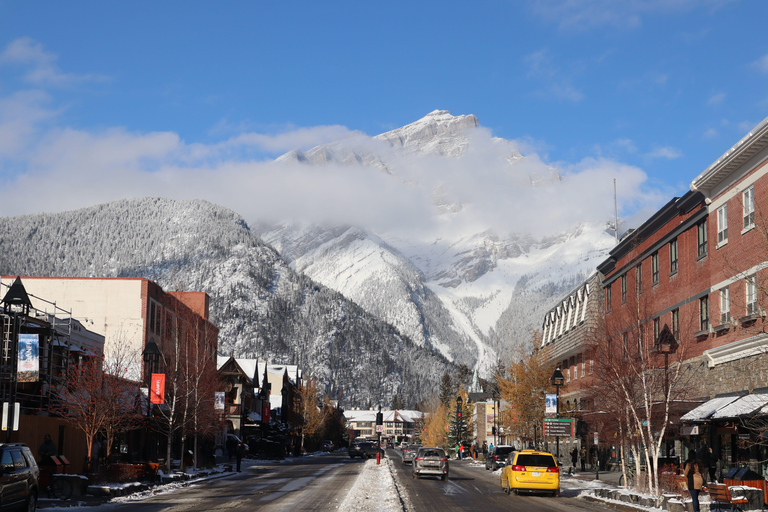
[{"x1": 151, "y1": 373, "x2": 165, "y2": 404}]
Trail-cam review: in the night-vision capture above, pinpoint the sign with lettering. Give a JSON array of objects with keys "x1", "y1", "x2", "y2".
[
  {"x1": 543, "y1": 418, "x2": 573, "y2": 437},
  {"x1": 150, "y1": 373, "x2": 165, "y2": 405},
  {"x1": 17, "y1": 334, "x2": 39, "y2": 382}
]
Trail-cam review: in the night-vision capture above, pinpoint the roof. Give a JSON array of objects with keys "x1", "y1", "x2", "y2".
[{"x1": 681, "y1": 395, "x2": 743, "y2": 422}]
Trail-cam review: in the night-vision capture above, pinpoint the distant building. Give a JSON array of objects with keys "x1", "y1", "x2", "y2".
[{"x1": 344, "y1": 409, "x2": 423, "y2": 442}]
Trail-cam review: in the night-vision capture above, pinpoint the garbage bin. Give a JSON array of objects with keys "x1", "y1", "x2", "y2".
[{"x1": 724, "y1": 467, "x2": 767, "y2": 506}]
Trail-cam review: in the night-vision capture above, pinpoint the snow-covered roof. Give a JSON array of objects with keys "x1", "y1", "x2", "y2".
[
  {"x1": 344, "y1": 409, "x2": 424, "y2": 423},
  {"x1": 681, "y1": 395, "x2": 743, "y2": 422},
  {"x1": 711, "y1": 394, "x2": 768, "y2": 420}
]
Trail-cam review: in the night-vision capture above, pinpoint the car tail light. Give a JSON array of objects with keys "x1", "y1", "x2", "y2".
[
  {"x1": 493, "y1": 456, "x2": 498, "y2": 461},
  {"x1": 439, "y1": 458, "x2": 448, "y2": 462},
  {"x1": 415, "y1": 457, "x2": 424, "y2": 461},
  {"x1": 547, "y1": 467, "x2": 559, "y2": 473},
  {"x1": 511, "y1": 465, "x2": 526, "y2": 472}
]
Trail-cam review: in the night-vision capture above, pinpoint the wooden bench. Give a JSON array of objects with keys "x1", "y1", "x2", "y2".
[{"x1": 708, "y1": 483, "x2": 749, "y2": 511}]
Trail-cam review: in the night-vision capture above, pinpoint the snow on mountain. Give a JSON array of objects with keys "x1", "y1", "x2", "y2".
[
  {"x1": 261, "y1": 111, "x2": 614, "y2": 374},
  {"x1": 0, "y1": 198, "x2": 457, "y2": 407}
]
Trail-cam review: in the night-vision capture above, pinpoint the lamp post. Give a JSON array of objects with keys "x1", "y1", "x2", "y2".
[
  {"x1": 550, "y1": 366, "x2": 565, "y2": 460},
  {"x1": 492, "y1": 390, "x2": 499, "y2": 447},
  {"x1": 142, "y1": 340, "x2": 160, "y2": 462},
  {"x1": 456, "y1": 395, "x2": 463, "y2": 447},
  {"x1": 655, "y1": 324, "x2": 678, "y2": 457}
]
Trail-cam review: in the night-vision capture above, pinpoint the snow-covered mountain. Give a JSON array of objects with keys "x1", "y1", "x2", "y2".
[
  {"x1": 259, "y1": 110, "x2": 617, "y2": 373},
  {"x1": 0, "y1": 198, "x2": 456, "y2": 408}
]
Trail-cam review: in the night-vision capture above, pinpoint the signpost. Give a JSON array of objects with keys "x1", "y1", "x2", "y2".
[{"x1": 543, "y1": 418, "x2": 573, "y2": 437}]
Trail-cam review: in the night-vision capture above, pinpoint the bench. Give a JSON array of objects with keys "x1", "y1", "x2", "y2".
[{"x1": 708, "y1": 483, "x2": 749, "y2": 511}]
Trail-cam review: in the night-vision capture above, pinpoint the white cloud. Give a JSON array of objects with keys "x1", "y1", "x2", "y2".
[
  {"x1": 752, "y1": 54, "x2": 768, "y2": 74},
  {"x1": 703, "y1": 128, "x2": 719, "y2": 139},
  {"x1": 646, "y1": 146, "x2": 683, "y2": 159},
  {"x1": 0, "y1": 37, "x2": 107, "y2": 87},
  {"x1": 529, "y1": 0, "x2": 735, "y2": 31},
  {"x1": 707, "y1": 92, "x2": 726, "y2": 106},
  {"x1": 524, "y1": 49, "x2": 584, "y2": 103}
]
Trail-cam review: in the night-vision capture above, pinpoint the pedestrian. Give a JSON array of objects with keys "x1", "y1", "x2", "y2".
[
  {"x1": 580, "y1": 445, "x2": 587, "y2": 472},
  {"x1": 38, "y1": 434, "x2": 57, "y2": 466},
  {"x1": 684, "y1": 452, "x2": 704, "y2": 512},
  {"x1": 459, "y1": 443, "x2": 464, "y2": 460},
  {"x1": 482, "y1": 441, "x2": 488, "y2": 459},
  {"x1": 708, "y1": 447, "x2": 718, "y2": 483},
  {"x1": 236, "y1": 441, "x2": 245, "y2": 472},
  {"x1": 226, "y1": 435, "x2": 236, "y2": 463},
  {"x1": 697, "y1": 443, "x2": 711, "y2": 481},
  {"x1": 570, "y1": 447, "x2": 578, "y2": 472}
]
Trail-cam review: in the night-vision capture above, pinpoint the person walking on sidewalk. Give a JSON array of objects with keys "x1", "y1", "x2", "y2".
[
  {"x1": 570, "y1": 447, "x2": 578, "y2": 473},
  {"x1": 580, "y1": 445, "x2": 587, "y2": 472},
  {"x1": 684, "y1": 453, "x2": 704, "y2": 512}
]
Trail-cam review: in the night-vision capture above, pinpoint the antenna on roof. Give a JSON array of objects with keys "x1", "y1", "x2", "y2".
[{"x1": 614, "y1": 178, "x2": 619, "y2": 245}]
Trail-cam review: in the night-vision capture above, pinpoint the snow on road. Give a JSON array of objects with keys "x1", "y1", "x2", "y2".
[{"x1": 338, "y1": 457, "x2": 404, "y2": 512}]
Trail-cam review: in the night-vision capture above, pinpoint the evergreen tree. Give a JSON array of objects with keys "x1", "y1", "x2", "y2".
[{"x1": 439, "y1": 373, "x2": 455, "y2": 408}]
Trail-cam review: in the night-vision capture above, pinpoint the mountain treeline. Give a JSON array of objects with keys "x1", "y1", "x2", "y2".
[{"x1": 0, "y1": 197, "x2": 456, "y2": 407}]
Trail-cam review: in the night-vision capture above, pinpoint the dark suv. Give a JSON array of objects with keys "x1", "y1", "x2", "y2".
[
  {"x1": 348, "y1": 441, "x2": 384, "y2": 459},
  {"x1": 485, "y1": 445, "x2": 516, "y2": 471},
  {"x1": 0, "y1": 443, "x2": 39, "y2": 511}
]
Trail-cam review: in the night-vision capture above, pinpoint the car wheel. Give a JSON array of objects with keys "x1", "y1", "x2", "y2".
[
  {"x1": 513, "y1": 489, "x2": 518, "y2": 495},
  {"x1": 26, "y1": 491, "x2": 37, "y2": 512},
  {"x1": 554, "y1": 488, "x2": 560, "y2": 498},
  {"x1": 441, "y1": 474, "x2": 447, "y2": 481}
]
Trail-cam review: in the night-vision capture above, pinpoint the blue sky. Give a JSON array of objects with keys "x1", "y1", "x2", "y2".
[{"x1": 0, "y1": 0, "x2": 766, "y2": 233}]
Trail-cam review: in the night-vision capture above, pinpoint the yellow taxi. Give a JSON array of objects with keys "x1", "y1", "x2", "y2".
[{"x1": 500, "y1": 449, "x2": 560, "y2": 497}]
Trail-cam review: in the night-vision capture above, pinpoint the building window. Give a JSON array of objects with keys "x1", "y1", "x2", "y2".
[
  {"x1": 671, "y1": 309, "x2": 679, "y2": 340},
  {"x1": 652, "y1": 252, "x2": 659, "y2": 284},
  {"x1": 744, "y1": 186, "x2": 755, "y2": 230},
  {"x1": 621, "y1": 275, "x2": 627, "y2": 304},
  {"x1": 605, "y1": 284, "x2": 612, "y2": 312},
  {"x1": 720, "y1": 287, "x2": 730, "y2": 324},
  {"x1": 571, "y1": 356, "x2": 577, "y2": 380},
  {"x1": 697, "y1": 220, "x2": 707, "y2": 259},
  {"x1": 636, "y1": 265, "x2": 642, "y2": 295},
  {"x1": 717, "y1": 204, "x2": 728, "y2": 244},
  {"x1": 580, "y1": 353, "x2": 585, "y2": 377},
  {"x1": 746, "y1": 274, "x2": 758, "y2": 315},
  {"x1": 699, "y1": 296, "x2": 709, "y2": 331},
  {"x1": 653, "y1": 318, "x2": 660, "y2": 343},
  {"x1": 670, "y1": 238, "x2": 678, "y2": 275}
]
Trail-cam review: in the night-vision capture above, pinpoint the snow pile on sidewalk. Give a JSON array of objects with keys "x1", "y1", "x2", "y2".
[{"x1": 338, "y1": 457, "x2": 403, "y2": 512}]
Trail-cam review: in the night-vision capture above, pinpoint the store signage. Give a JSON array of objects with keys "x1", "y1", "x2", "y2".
[
  {"x1": 150, "y1": 373, "x2": 165, "y2": 404},
  {"x1": 681, "y1": 426, "x2": 699, "y2": 436}
]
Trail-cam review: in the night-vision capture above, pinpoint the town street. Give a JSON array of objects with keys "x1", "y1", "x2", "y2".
[
  {"x1": 390, "y1": 451, "x2": 616, "y2": 512},
  {"x1": 71, "y1": 451, "x2": 619, "y2": 512}
]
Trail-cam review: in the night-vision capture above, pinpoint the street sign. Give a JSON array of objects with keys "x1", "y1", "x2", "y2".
[
  {"x1": 543, "y1": 418, "x2": 572, "y2": 437},
  {"x1": 376, "y1": 425, "x2": 383, "y2": 433}
]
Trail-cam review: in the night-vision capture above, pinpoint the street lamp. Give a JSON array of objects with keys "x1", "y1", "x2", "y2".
[
  {"x1": 492, "y1": 390, "x2": 499, "y2": 447},
  {"x1": 655, "y1": 324, "x2": 678, "y2": 457},
  {"x1": 550, "y1": 366, "x2": 565, "y2": 460},
  {"x1": 456, "y1": 395, "x2": 463, "y2": 447},
  {"x1": 142, "y1": 340, "x2": 161, "y2": 461}
]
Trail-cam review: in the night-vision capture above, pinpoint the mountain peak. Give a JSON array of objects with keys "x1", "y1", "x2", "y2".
[{"x1": 374, "y1": 110, "x2": 480, "y2": 158}]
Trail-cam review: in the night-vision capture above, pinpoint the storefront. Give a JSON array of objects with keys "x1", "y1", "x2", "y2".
[{"x1": 680, "y1": 392, "x2": 768, "y2": 480}]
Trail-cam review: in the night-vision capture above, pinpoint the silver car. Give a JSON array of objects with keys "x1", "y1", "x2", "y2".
[
  {"x1": 412, "y1": 447, "x2": 449, "y2": 480},
  {"x1": 402, "y1": 444, "x2": 421, "y2": 465}
]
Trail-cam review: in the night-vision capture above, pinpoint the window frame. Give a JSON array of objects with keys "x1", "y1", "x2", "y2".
[
  {"x1": 621, "y1": 275, "x2": 627, "y2": 304},
  {"x1": 605, "y1": 284, "x2": 612, "y2": 313},
  {"x1": 699, "y1": 295, "x2": 709, "y2": 332},
  {"x1": 697, "y1": 220, "x2": 707, "y2": 259},
  {"x1": 717, "y1": 204, "x2": 728, "y2": 245},
  {"x1": 652, "y1": 252, "x2": 659, "y2": 285},
  {"x1": 746, "y1": 274, "x2": 758, "y2": 315},
  {"x1": 636, "y1": 265, "x2": 642, "y2": 295},
  {"x1": 672, "y1": 309, "x2": 679, "y2": 340},
  {"x1": 744, "y1": 185, "x2": 755, "y2": 231},
  {"x1": 720, "y1": 287, "x2": 730, "y2": 324},
  {"x1": 670, "y1": 238, "x2": 678, "y2": 275}
]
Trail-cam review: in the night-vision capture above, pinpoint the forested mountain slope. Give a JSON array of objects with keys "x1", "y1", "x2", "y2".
[{"x1": 0, "y1": 197, "x2": 454, "y2": 407}]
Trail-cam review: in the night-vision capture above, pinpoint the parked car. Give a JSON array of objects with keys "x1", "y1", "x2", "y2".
[
  {"x1": 500, "y1": 449, "x2": 560, "y2": 497},
  {"x1": 348, "y1": 441, "x2": 383, "y2": 459},
  {"x1": 401, "y1": 444, "x2": 421, "y2": 465},
  {"x1": 0, "y1": 443, "x2": 39, "y2": 511},
  {"x1": 412, "y1": 447, "x2": 449, "y2": 481},
  {"x1": 321, "y1": 440, "x2": 334, "y2": 452},
  {"x1": 485, "y1": 445, "x2": 516, "y2": 471}
]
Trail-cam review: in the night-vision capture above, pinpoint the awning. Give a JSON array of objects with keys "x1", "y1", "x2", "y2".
[
  {"x1": 681, "y1": 395, "x2": 742, "y2": 422},
  {"x1": 711, "y1": 394, "x2": 768, "y2": 420}
]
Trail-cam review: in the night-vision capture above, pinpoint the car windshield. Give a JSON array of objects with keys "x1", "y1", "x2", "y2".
[
  {"x1": 495, "y1": 447, "x2": 514, "y2": 456},
  {"x1": 517, "y1": 454, "x2": 556, "y2": 467},
  {"x1": 420, "y1": 449, "x2": 444, "y2": 458}
]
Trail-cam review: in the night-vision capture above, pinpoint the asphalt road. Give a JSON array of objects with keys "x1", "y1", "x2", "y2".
[
  {"x1": 83, "y1": 452, "x2": 363, "y2": 511},
  {"x1": 391, "y1": 450, "x2": 616, "y2": 512}
]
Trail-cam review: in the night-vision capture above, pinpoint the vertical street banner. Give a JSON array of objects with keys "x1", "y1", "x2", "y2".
[
  {"x1": 214, "y1": 391, "x2": 225, "y2": 410},
  {"x1": 262, "y1": 404, "x2": 271, "y2": 423},
  {"x1": 545, "y1": 394, "x2": 557, "y2": 414},
  {"x1": 150, "y1": 373, "x2": 165, "y2": 405},
  {"x1": 17, "y1": 334, "x2": 39, "y2": 382}
]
